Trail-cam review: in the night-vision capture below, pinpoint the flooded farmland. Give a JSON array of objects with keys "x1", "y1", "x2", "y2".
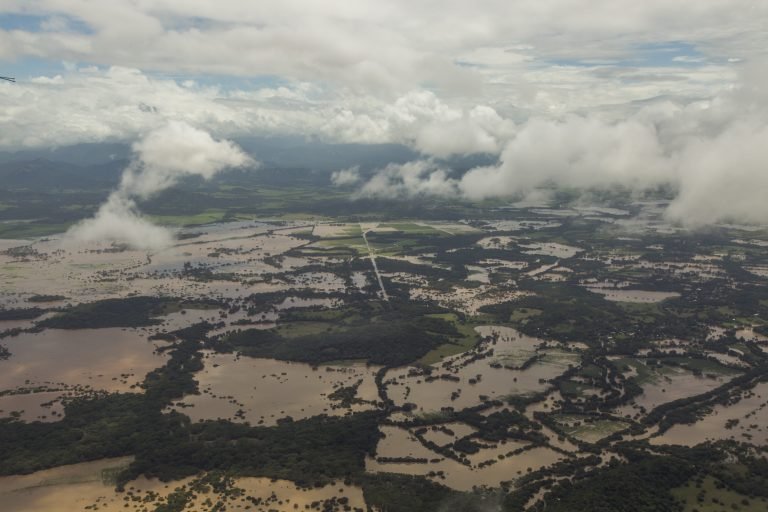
[
  {"x1": 367, "y1": 425, "x2": 567, "y2": 491},
  {"x1": 168, "y1": 351, "x2": 380, "y2": 425},
  {"x1": 0, "y1": 328, "x2": 167, "y2": 421},
  {"x1": 2, "y1": 207, "x2": 768, "y2": 510},
  {"x1": 385, "y1": 326, "x2": 577, "y2": 413},
  {"x1": 652, "y1": 382, "x2": 768, "y2": 446},
  {"x1": 0, "y1": 457, "x2": 367, "y2": 512}
]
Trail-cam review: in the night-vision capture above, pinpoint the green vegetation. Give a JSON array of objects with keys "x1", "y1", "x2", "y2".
[
  {"x1": 0, "y1": 307, "x2": 45, "y2": 321},
  {"x1": 4, "y1": 168, "x2": 768, "y2": 511},
  {"x1": 551, "y1": 414, "x2": 630, "y2": 442},
  {"x1": 673, "y1": 474, "x2": 768, "y2": 512},
  {"x1": 539, "y1": 452, "x2": 698, "y2": 511},
  {"x1": 0, "y1": 320, "x2": 383, "y2": 490},
  {"x1": 37, "y1": 297, "x2": 223, "y2": 329},
  {"x1": 27, "y1": 294, "x2": 67, "y2": 303},
  {"x1": 218, "y1": 300, "x2": 459, "y2": 365},
  {"x1": 359, "y1": 473, "x2": 496, "y2": 512},
  {"x1": 38, "y1": 296, "x2": 173, "y2": 329},
  {"x1": 417, "y1": 313, "x2": 480, "y2": 365}
]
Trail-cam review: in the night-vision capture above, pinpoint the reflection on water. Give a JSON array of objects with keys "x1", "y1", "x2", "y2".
[{"x1": 0, "y1": 328, "x2": 166, "y2": 421}]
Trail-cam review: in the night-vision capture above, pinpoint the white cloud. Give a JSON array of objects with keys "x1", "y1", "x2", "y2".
[
  {"x1": 331, "y1": 166, "x2": 361, "y2": 186},
  {"x1": 665, "y1": 120, "x2": 768, "y2": 226},
  {"x1": 385, "y1": 93, "x2": 515, "y2": 157},
  {"x1": 120, "y1": 120, "x2": 253, "y2": 198},
  {"x1": 355, "y1": 160, "x2": 457, "y2": 199},
  {"x1": 1, "y1": 1, "x2": 768, "y2": 228},
  {"x1": 66, "y1": 194, "x2": 173, "y2": 250},
  {"x1": 0, "y1": 68, "x2": 515, "y2": 157},
  {"x1": 67, "y1": 121, "x2": 252, "y2": 249},
  {"x1": 2, "y1": 1, "x2": 766, "y2": 90},
  {"x1": 355, "y1": 59, "x2": 768, "y2": 225},
  {"x1": 457, "y1": 114, "x2": 673, "y2": 200}
]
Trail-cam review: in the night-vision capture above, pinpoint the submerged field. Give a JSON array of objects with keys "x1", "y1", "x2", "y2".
[{"x1": 2, "y1": 200, "x2": 768, "y2": 511}]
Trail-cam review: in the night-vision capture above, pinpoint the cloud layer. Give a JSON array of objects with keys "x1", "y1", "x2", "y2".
[
  {"x1": 2, "y1": 2, "x2": 768, "y2": 226},
  {"x1": 67, "y1": 121, "x2": 251, "y2": 249},
  {"x1": 1, "y1": 1, "x2": 764, "y2": 92},
  {"x1": 354, "y1": 60, "x2": 768, "y2": 226}
]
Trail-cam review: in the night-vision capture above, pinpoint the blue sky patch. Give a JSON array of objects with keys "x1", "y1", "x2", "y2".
[{"x1": 0, "y1": 13, "x2": 93, "y2": 34}]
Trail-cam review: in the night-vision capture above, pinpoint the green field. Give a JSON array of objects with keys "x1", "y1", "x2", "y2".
[{"x1": 417, "y1": 313, "x2": 481, "y2": 365}]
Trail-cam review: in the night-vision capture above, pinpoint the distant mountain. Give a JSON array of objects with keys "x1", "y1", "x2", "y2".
[
  {"x1": 232, "y1": 136, "x2": 419, "y2": 172},
  {"x1": 0, "y1": 143, "x2": 131, "y2": 166},
  {"x1": 0, "y1": 138, "x2": 420, "y2": 172},
  {"x1": 0, "y1": 158, "x2": 125, "y2": 190},
  {"x1": 0, "y1": 138, "x2": 498, "y2": 191}
]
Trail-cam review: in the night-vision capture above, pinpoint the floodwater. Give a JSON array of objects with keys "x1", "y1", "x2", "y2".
[
  {"x1": 414, "y1": 222, "x2": 480, "y2": 235},
  {"x1": 368, "y1": 426, "x2": 566, "y2": 491},
  {"x1": 0, "y1": 221, "x2": 328, "y2": 309},
  {"x1": 573, "y1": 206, "x2": 630, "y2": 216},
  {"x1": 466, "y1": 265, "x2": 490, "y2": 283},
  {"x1": 385, "y1": 327, "x2": 576, "y2": 413},
  {"x1": 526, "y1": 262, "x2": 559, "y2": 277},
  {"x1": 0, "y1": 457, "x2": 134, "y2": 512},
  {"x1": 615, "y1": 360, "x2": 736, "y2": 420},
  {"x1": 410, "y1": 285, "x2": 527, "y2": 315},
  {"x1": 0, "y1": 328, "x2": 167, "y2": 421},
  {"x1": 313, "y1": 223, "x2": 360, "y2": 237},
  {"x1": 476, "y1": 236, "x2": 517, "y2": 249},
  {"x1": 351, "y1": 271, "x2": 370, "y2": 290},
  {"x1": 483, "y1": 220, "x2": 562, "y2": 232},
  {"x1": 551, "y1": 414, "x2": 630, "y2": 443},
  {"x1": 585, "y1": 288, "x2": 680, "y2": 303},
  {"x1": 651, "y1": 381, "x2": 768, "y2": 446},
  {"x1": 735, "y1": 327, "x2": 768, "y2": 342},
  {"x1": 168, "y1": 351, "x2": 380, "y2": 426},
  {"x1": 419, "y1": 422, "x2": 478, "y2": 446},
  {"x1": 745, "y1": 265, "x2": 768, "y2": 278},
  {"x1": 520, "y1": 242, "x2": 582, "y2": 258},
  {"x1": 0, "y1": 457, "x2": 367, "y2": 512}
]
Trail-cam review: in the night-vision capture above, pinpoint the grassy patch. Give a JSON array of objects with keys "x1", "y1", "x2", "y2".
[
  {"x1": 0, "y1": 221, "x2": 74, "y2": 239},
  {"x1": 149, "y1": 210, "x2": 228, "y2": 226},
  {"x1": 221, "y1": 301, "x2": 457, "y2": 366},
  {"x1": 509, "y1": 308, "x2": 542, "y2": 323},
  {"x1": 417, "y1": 314, "x2": 481, "y2": 365},
  {"x1": 552, "y1": 414, "x2": 630, "y2": 442},
  {"x1": 662, "y1": 357, "x2": 742, "y2": 376}
]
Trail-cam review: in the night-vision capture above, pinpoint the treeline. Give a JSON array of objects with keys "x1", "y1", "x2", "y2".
[
  {"x1": 0, "y1": 319, "x2": 385, "y2": 491},
  {"x1": 357, "y1": 473, "x2": 494, "y2": 512},
  {"x1": 0, "y1": 307, "x2": 45, "y2": 321},
  {"x1": 481, "y1": 281, "x2": 711, "y2": 346},
  {"x1": 38, "y1": 296, "x2": 174, "y2": 329},
  {"x1": 644, "y1": 365, "x2": 768, "y2": 432},
  {"x1": 121, "y1": 412, "x2": 383, "y2": 488},
  {"x1": 220, "y1": 321, "x2": 448, "y2": 366},
  {"x1": 535, "y1": 451, "x2": 697, "y2": 511}
]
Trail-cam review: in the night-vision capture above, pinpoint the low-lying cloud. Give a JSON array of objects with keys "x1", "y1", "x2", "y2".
[
  {"x1": 330, "y1": 166, "x2": 361, "y2": 186},
  {"x1": 355, "y1": 160, "x2": 457, "y2": 199},
  {"x1": 67, "y1": 121, "x2": 252, "y2": 249},
  {"x1": 355, "y1": 60, "x2": 768, "y2": 227}
]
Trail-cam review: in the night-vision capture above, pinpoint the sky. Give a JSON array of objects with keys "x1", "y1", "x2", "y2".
[{"x1": 1, "y1": 1, "x2": 768, "y2": 226}]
